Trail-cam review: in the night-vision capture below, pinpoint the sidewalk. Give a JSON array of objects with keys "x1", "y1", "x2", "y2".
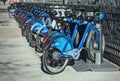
[
  {"x1": 0, "y1": 9, "x2": 21, "y2": 38},
  {"x1": 0, "y1": 1, "x2": 9, "y2": 12}
]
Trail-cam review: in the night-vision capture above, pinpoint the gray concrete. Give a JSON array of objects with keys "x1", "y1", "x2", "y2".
[{"x1": 0, "y1": 2, "x2": 120, "y2": 81}]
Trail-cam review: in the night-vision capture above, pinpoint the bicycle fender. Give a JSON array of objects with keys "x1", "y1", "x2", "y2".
[
  {"x1": 43, "y1": 31, "x2": 62, "y2": 44},
  {"x1": 45, "y1": 36, "x2": 72, "y2": 52}
]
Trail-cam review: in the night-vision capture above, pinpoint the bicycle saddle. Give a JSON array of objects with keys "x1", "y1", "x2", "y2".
[
  {"x1": 85, "y1": 16, "x2": 94, "y2": 22},
  {"x1": 65, "y1": 11, "x2": 73, "y2": 18},
  {"x1": 49, "y1": 10, "x2": 57, "y2": 17}
]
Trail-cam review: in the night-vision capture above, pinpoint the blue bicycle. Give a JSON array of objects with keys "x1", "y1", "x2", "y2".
[
  {"x1": 27, "y1": 8, "x2": 50, "y2": 47},
  {"x1": 42, "y1": 8, "x2": 105, "y2": 74},
  {"x1": 29, "y1": 7, "x2": 70, "y2": 51}
]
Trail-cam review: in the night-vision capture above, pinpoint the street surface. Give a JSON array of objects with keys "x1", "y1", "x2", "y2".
[{"x1": 0, "y1": 2, "x2": 120, "y2": 81}]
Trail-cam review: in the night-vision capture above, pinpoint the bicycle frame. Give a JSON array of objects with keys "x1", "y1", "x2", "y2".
[
  {"x1": 46, "y1": 20, "x2": 100, "y2": 60},
  {"x1": 62, "y1": 22, "x2": 100, "y2": 60}
]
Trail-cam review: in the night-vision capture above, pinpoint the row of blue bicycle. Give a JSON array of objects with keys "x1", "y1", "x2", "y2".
[{"x1": 9, "y1": 3, "x2": 105, "y2": 74}]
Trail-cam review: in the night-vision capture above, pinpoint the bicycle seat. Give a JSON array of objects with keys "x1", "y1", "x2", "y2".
[
  {"x1": 65, "y1": 11, "x2": 73, "y2": 18},
  {"x1": 49, "y1": 10, "x2": 57, "y2": 17},
  {"x1": 44, "y1": 9, "x2": 47, "y2": 12},
  {"x1": 85, "y1": 16, "x2": 94, "y2": 22}
]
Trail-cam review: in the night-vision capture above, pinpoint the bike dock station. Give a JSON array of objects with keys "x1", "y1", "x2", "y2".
[
  {"x1": 73, "y1": 5, "x2": 120, "y2": 72},
  {"x1": 5, "y1": 0, "x2": 120, "y2": 75}
]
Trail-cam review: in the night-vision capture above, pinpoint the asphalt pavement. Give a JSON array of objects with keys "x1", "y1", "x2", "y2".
[{"x1": 0, "y1": 2, "x2": 120, "y2": 81}]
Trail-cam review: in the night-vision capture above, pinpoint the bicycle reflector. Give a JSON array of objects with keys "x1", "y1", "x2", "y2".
[{"x1": 61, "y1": 25, "x2": 66, "y2": 29}]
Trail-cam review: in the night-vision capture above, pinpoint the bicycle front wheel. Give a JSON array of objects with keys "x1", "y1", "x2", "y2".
[
  {"x1": 86, "y1": 30, "x2": 105, "y2": 63},
  {"x1": 42, "y1": 47, "x2": 68, "y2": 74}
]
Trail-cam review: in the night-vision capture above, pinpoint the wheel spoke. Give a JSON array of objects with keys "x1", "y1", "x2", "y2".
[
  {"x1": 44, "y1": 47, "x2": 68, "y2": 73},
  {"x1": 57, "y1": 60, "x2": 64, "y2": 66}
]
